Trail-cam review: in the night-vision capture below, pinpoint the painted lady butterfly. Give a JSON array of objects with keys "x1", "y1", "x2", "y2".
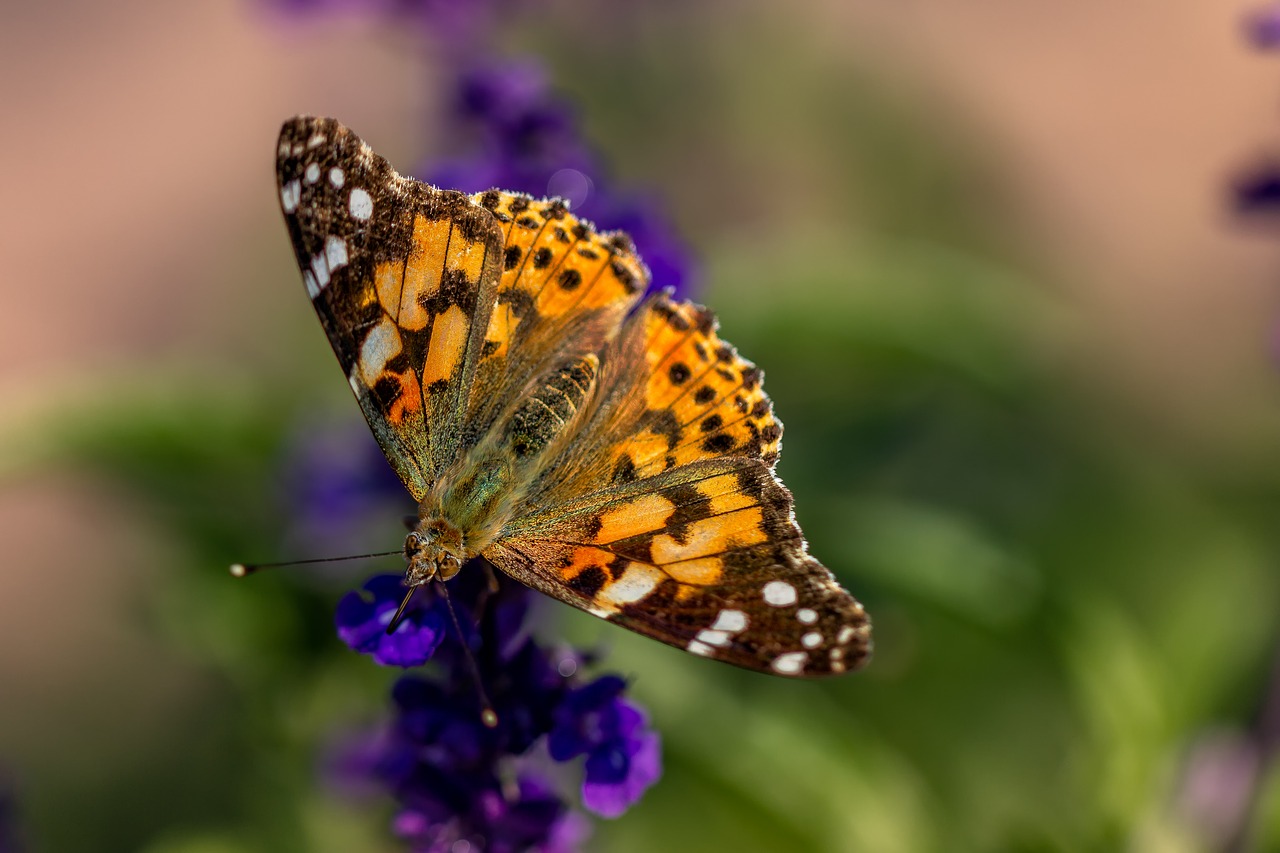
[{"x1": 276, "y1": 116, "x2": 871, "y2": 677}]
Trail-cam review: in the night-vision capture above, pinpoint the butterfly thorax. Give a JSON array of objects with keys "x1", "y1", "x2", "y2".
[{"x1": 406, "y1": 353, "x2": 601, "y2": 584}]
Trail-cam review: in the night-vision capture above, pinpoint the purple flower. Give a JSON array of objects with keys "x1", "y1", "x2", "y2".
[
  {"x1": 1232, "y1": 162, "x2": 1280, "y2": 217},
  {"x1": 262, "y1": 0, "x2": 526, "y2": 48},
  {"x1": 425, "y1": 60, "x2": 698, "y2": 298},
  {"x1": 548, "y1": 676, "x2": 663, "y2": 818},
  {"x1": 335, "y1": 574, "x2": 446, "y2": 667},
  {"x1": 0, "y1": 773, "x2": 22, "y2": 853},
  {"x1": 1246, "y1": 4, "x2": 1280, "y2": 49},
  {"x1": 279, "y1": 420, "x2": 411, "y2": 556},
  {"x1": 328, "y1": 571, "x2": 660, "y2": 849}
]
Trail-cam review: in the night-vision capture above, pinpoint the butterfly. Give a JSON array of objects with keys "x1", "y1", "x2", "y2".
[{"x1": 275, "y1": 116, "x2": 871, "y2": 677}]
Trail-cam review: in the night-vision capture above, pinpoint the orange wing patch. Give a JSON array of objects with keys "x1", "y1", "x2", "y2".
[
  {"x1": 500, "y1": 465, "x2": 775, "y2": 615},
  {"x1": 484, "y1": 459, "x2": 871, "y2": 677},
  {"x1": 607, "y1": 293, "x2": 783, "y2": 482},
  {"x1": 471, "y1": 191, "x2": 648, "y2": 363}
]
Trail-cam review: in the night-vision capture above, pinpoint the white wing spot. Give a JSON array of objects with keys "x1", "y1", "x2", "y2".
[
  {"x1": 306, "y1": 133, "x2": 326, "y2": 149},
  {"x1": 762, "y1": 580, "x2": 797, "y2": 607},
  {"x1": 310, "y1": 253, "x2": 330, "y2": 289},
  {"x1": 830, "y1": 647, "x2": 845, "y2": 661},
  {"x1": 837, "y1": 625, "x2": 857, "y2": 645},
  {"x1": 831, "y1": 660, "x2": 846, "y2": 673},
  {"x1": 770, "y1": 651, "x2": 807, "y2": 675},
  {"x1": 329, "y1": 167, "x2": 345, "y2": 187},
  {"x1": 278, "y1": 140, "x2": 291, "y2": 157},
  {"x1": 304, "y1": 162, "x2": 321, "y2": 184},
  {"x1": 280, "y1": 180, "x2": 301, "y2": 213},
  {"x1": 686, "y1": 639, "x2": 714, "y2": 657},
  {"x1": 325, "y1": 235, "x2": 348, "y2": 271},
  {"x1": 349, "y1": 187, "x2": 373, "y2": 221},
  {"x1": 710, "y1": 609, "x2": 747, "y2": 633},
  {"x1": 303, "y1": 269, "x2": 319, "y2": 299},
  {"x1": 797, "y1": 608, "x2": 817, "y2": 625},
  {"x1": 598, "y1": 563, "x2": 662, "y2": 608},
  {"x1": 347, "y1": 371, "x2": 360, "y2": 396},
  {"x1": 695, "y1": 629, "x2": 731, "y2": 648},
  {"x1": 801, "y1": 631, "x2": 823, "y2": 649}
]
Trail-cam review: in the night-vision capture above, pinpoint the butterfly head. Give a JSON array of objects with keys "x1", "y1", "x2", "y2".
[{"x1": 403, "y1": 519, "x2": 466, "y2": 585}]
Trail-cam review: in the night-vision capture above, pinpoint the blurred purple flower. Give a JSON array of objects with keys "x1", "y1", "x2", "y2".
[
  {"x1": 1246, "y1": 4, "x2": 1280, "y2": 49},
  {"x1": 328, "y1": 571, "x2": 660, "y2": 849},
  {"x1": 548, "y1": 675, "x2": 663, "y2": 818},
  {"x1": 279, "y1": 420, "x2": 410, "y2": 555},
  {"x1": 262, "y1": 0, "x2": 526, "y2": 47},
  {"x1": 0, "y1": 773, "x2": 22, "y2": 853},
  {"x1": 1232, "y1": 162, "x2": 1280, "y2": 216},
  {"x1": 425, "y1": 60, "x2": 698, "y2": 298}
]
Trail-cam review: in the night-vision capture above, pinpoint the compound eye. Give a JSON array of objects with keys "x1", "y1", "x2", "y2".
[
  {"x1": 404, "y1": 533, "x2": 422, "y2": 556},
  {"x1": 443, "y1": 554, "x2": 461, "y2": 571}
]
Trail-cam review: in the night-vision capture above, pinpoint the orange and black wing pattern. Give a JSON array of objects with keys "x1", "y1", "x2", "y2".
[
  {"x1": 485, "y1": 293, "x2": 872, "y2": 677},
  {"x1": 278, "y1": 116, "x2": 510, "y2": 497}
]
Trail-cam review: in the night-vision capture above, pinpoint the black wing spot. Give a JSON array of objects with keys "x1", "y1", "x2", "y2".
[
  {"x1": 702, "y1": 433, "x2": 736, "y2": 453},
  {"x1": 567, "y1": 565, "x2": 607, "y2": 599},
  {"x1": 503, "y1": 245, "x2": 523, "y2": 270},
  {"x1": 532, "y1": 247, "x2": 554, "y2": 269},
  {"x1": 694, "y1": 385, "x2": 716, "y2": 405},
  {"x1": 558, "y1": 269, "x2": 582, "y2": 290},
  {"x1": 611, "y1": 454, "x2": 638, "y2": 484},
  {"x1": 700, "y1": 414, "x2": 723, "y2": 433},
  {"x1": 668, "y1": 362, "x2": 691, "y2": 385}
]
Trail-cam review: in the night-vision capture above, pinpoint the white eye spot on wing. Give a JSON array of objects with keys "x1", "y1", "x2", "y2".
[
  {"x1": 329, "y1": 167, "x2": 345, "y2": 187},
  {"x1": 711, "y1": 609, "x2": 747, "y2": 633},
  {"x1": 687, "y1": 639, "x2": 714, "y2": 656},
  {"x1": 310, "y1": 253, "x2": 330, "y2": 290},
  {"x1": 325, "y1": 235, "x2": 348, "y2": 271},
  {"x1": 349, "y1": 188, "x2": 373, "y2": 221},
  {"x1": 597, "y1": 564, "x2": 662, "y2": 607},
  {"x1": 281, "y1": 180, "x2": 301, "y2": 213},
  {"x1": 770, "y1": 651, "x2": 807, "y2": 675},
  {"x1": 695, "y1": 629, "x2": 732, "y2": 647},
  {"x1": 797, "y1": 608, "x2": 817, "y2": 624},
  {"x1": 801, "y1": 632, "x2": 823, "y2": 649},
  {"x1": 304, "y1": 163, "x2": 321, "y2": 184},
  {"x1": 762, "y1": 580, "x2": 797, "y2": 607}
]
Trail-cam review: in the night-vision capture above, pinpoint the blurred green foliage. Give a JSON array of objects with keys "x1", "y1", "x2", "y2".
[{"x1": 4, "y1": 6, "x2": 1279, "y2": 851}]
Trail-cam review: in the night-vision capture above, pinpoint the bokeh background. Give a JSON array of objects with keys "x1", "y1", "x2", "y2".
[{"x1": 2, "y1": 1, "x2": 1280, "y2": 850}]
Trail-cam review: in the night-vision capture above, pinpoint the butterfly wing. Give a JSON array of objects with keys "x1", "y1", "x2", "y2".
[
  {"x1": 463, "y1": 190, "x2": 650, "y2": 434},
  {"x1": 484, "y1": 292, "x2": 872, "y2": 677},
  {"x1": 277, "y1": 116, "x2": 506, "y2": 497}
]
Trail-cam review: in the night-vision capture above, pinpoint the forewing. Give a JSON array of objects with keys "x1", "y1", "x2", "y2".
[
  {"x1": 276, "y1": 117, "x2": 505, "y2": 497},
  {"x1": 484, "y1": 294, "x2": 872, "y2": 677}
]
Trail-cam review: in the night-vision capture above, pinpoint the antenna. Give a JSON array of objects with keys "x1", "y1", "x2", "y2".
[
  {"x1": 229, "y1": 550, "x2": 402, "y2": 577},
  {"x1": 438, "y1": 582, "x2": 499, "y2": 728}
]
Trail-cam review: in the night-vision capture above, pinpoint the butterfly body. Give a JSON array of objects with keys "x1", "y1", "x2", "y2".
[{"x1": 278, "y1": 116, "x2": 872, "y2": 677}]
